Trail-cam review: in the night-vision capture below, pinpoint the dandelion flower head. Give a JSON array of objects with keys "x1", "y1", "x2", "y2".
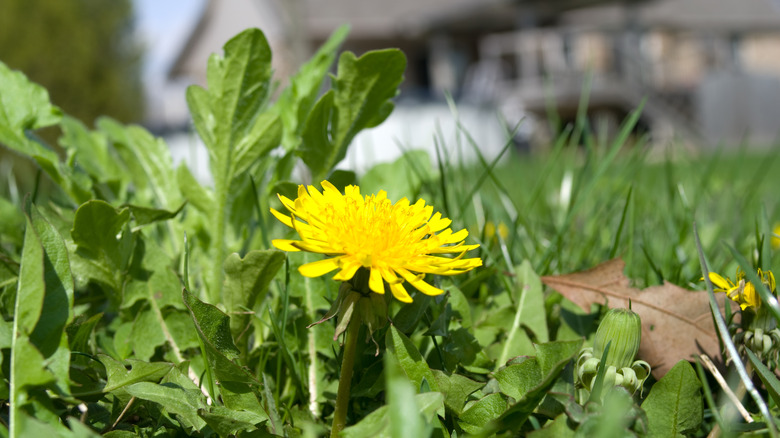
[
  {"x1": 271, "y1": 181, "x2": 482, "y2": 303},
  {"x1": 708, "y1": 268, "x2": 776, "y2": 311}
]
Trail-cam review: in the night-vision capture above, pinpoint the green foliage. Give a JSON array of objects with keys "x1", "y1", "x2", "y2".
[
  {"x1": 642, "y1": 360, "x2": 703, "y2": 437},
  {"x1": 300, "y1": 49, "x2": 406, "y2": 181},
  {"x1": 2, "y1": 21, "x2": 780, "y2": 438}
]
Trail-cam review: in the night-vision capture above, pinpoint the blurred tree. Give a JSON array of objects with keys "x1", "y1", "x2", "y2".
[{"x1": 0, "y1": 0, "x2": 145, "y2": 124}]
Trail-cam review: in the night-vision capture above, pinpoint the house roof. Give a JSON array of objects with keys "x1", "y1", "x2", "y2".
[{"x1": 562, "y1": 0, "x2": 780, "y2": 32}]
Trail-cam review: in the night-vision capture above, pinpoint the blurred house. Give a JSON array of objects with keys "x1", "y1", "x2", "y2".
[
  {"x1": 471, "y1": 0, "x2": 780, "y2": 146},
  {"x1": 152, "y1": 0, "x2": 780, "y2": 165}
]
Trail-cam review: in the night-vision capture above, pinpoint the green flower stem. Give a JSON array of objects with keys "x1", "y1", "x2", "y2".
[{"x1": 331, "y1": 318, "x2": 361, "y2": 437}]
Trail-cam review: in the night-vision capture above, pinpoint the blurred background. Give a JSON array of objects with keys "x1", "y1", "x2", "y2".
[{"x1": 4, "y1": 0, "x2": 780, "y2": 178}]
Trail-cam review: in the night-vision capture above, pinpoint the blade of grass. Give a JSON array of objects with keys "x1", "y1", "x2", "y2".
[
  {"x1": 609, "y1": 186, "x2": 633, "y2": 259},
  {"x1": 695, "y1": 223, "x2": 777, "y2": 437}
]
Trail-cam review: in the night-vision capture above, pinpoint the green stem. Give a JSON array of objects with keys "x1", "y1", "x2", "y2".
[
  {"x1": 330, "y1": 318, "x2": 361, "y2": 437},
  {"x1": 210, "y1": 182, "x2": 228, "y2": 304}
]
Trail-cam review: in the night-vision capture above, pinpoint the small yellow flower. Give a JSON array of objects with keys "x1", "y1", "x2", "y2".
[
  {"x1": 708, "y1": 269, "x2": 776, "y2": 311},
  {"x1": 271, "y1": 181, "x2": 482, "y2": 303},
  {"x1": 484, "y1": 221, "x2": 509, "y2": 241},
  {"x1": 772, "y1": 223, "x2": 780, "y2": 250}
]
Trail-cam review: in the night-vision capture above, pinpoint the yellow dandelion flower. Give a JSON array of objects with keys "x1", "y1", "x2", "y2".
[
  {"x1": 271, "y1": 181, "x2": 482, "y2": 303},
  {"x1": 707, "y1": 268, "x2": 776, "y2": 311}
]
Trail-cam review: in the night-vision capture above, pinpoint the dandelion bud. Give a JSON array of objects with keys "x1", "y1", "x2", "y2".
[{"x1": 593, "y1": 308, "x2": 642, "y2": 370}]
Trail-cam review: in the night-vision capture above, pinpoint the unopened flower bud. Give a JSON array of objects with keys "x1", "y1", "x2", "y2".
[{"x1": 593, "y1": 308, "x2": 642, "y2": 370}]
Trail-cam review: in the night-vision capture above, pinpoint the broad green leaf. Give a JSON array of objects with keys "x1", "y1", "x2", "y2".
[
  {"x1": 121, "y1": 237, "x2": 183, "y2": 311},
  {"x1": 483, "y1": 340, "x2": 582, "y2": 435},
  {"x1": 232, "y1": 112, "x2": 282, "y2": 177},
  {"x1": 70, "y1": 200, "x2": 131, "y2": 270},
  {"x1": 432, "y1": 369, "x2": 484, "y2": 415},
  {"x1": 340, "y1": 392, "x2": 443, "y2": 438},
  {"x1": 130, "y1": 308, "x2": 166, "y2": 361},
  {"x1": 222, "y1": 249, "x2": 285, "y2": 338},
  {"x1": 97, "y1": 354, "x2": 173, "y2": 393},
  {"x1": 494, "y1": 358, "x2": 543, "y2": 402},
  {"x1": 0, "y1": 62, "x2": 61, "y2": 137},
  {"x1": 497, "y1": 260, "x2": 549, "y2": 366},
  {"x1": 386, "y1": 326, "x2": 440, "y2": 393},
  {"x1": 10, "y1": 203, "x2": 75, "y2": 431},
  {"x1": 360, "y1": 150, "x2": 433, "y2": 201},
  {"x1": 124, "y1": 381, "x2": 207, "y2": 432},
  {"x1": 300, "y1": 49, "x2": 406, "y2": 180},
  {"x1": 642, "y1": 360, "x2": 702, "y2": 438},
  {"x1": 458, "y1": 393, "x2": 507, "y2": 435},
  {"x1": 98, "y1": 117, "x2": 181, "y2": 209},
  {"x1": 198, "y1": 406, "x2": 268, "y2": 436},
  {"x1": 185, "y1": 28, "x2": 280, "y2": 302},
  {"x1": 0, "y1": 62, "x2": 89, "y2": 202},
  {"x1": 443, "y1": 280, "x2": 472, "y2": 329},
  {"x1": 176, "y1": 165, "x2": 214, "y2": 214},
  {"x1": 218, "y1": 380, "x2": 270, "y2": 425},
  {"x1": 60, "y1": 115, "x2": 123, "y2": 185},
  {"x1": 182, "y1": 288, "x2": 259, "y2": 384},
  {"x1": 186, "y1": 27, "x2": 273, "y2": 182},
  {"x1": 275, "y1": 25, "x2": 349, "y2": 150},
  {"x1": 124, "y1": 203, "x2": 185, "y2": 227}
]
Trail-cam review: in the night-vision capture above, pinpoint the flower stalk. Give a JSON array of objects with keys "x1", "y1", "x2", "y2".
[{"x1": 330, "y1": 316, "x2": 361, "y2": 438}]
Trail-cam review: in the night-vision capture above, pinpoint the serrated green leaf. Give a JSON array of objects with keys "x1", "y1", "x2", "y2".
[
  {"x1": 130, "y1": 308, "x2": 166, "y2": 361},
  {"x1": 97, "y1": 354, "x2": 173, "y2": 393},
  {"x1": 0, "y1": 63, "x2": 89, "y2": 203},
  {"x1": 481, "y1": 340, "x2": 582, "y2": 435},
  {"x1": 182, "y1": 288, "x2": 258, "y2": 385},
  {"x1": 300, "y1": 49, "x2": 406, "y2": 180},
  {"x1": 642, "y1": 360, "x2": 702, "y2": 438},
  {"x1": 386, "y1": 326, "x2": 440, "y2": 393},
  {"x1": 459, "y1": 393, "x2": 507, "y2": 434},
  {"x1": 70, "y1": 200, "x2": 130, "y2": 269},
  {"x1": 232, "y1": 112, "x2": 282, "y2": 177},
  {"x1": 176, "y1": 164, "x2": 214, "y2": 214},
  {"x1": 184, "y1": 28, "x2": 280, "y2": 303},
  {"x1": 432, "y1": 369, "x2": 484, "y2": 415},
  {"x1": 198, "y1": 406, "x2": 267, "y2": 436},
  {"x1": 124, "y1": 203, "x2": 185, "y2": 227},
  {"x1": 98, "y1": 117, "x2": 180, "y2": 209},
  {"x1": 125, "y1": 381, "x2": 207, "y2": 432},
  {"x1": 494, "y1": 358, "x2": 543, "y2": 402},
  {"x1": 223, "y1": 250, "x2": 285, "y2": 339},
  {"x1": 59, "y1": 115, "x2": 123, "y2": 185},
  {"x1": 276, "y1": 25, "x2": 349, "y2": 150}
]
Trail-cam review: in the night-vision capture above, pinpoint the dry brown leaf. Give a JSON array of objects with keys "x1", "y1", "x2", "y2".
[{"x1": 541, "y1": 258, "x2": 734, "y2": 377}]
